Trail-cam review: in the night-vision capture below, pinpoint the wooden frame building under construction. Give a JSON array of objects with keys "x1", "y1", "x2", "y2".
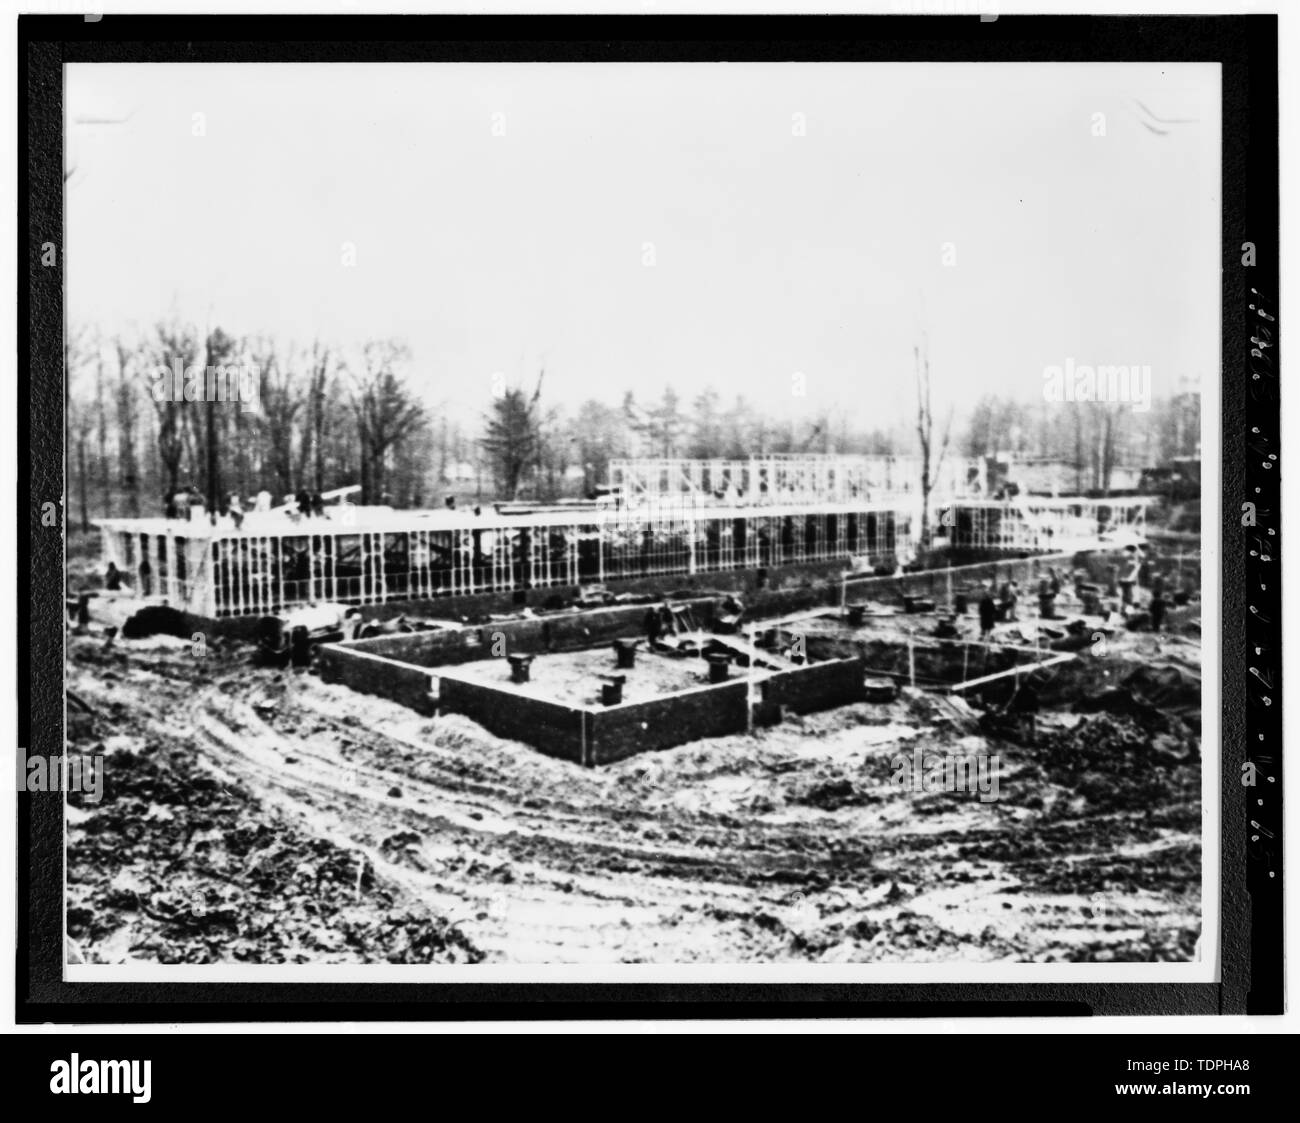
[{"x1": 94, "y1": 455, "x2": 1149, "y2": 622}]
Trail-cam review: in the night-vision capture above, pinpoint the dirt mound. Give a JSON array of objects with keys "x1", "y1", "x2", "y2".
[
  {"x1": 120, "y1": 604, "x2": 190, "y2": 639},
  {"x1": 1072, "y1": 663, "x2": 1201, "y2": 735},
  {"x1": 1024, "y1": 713, "x2": 1199, "y2": 814},
  {"x1": 66, "y1": 733, "x2": 483, "y2": 965},
  {"x1": 793, "y1": 777, "x2": 872, "y2": 811},
  {"x1": 1119, "y1": 663, "x2": 1201, "y2": 723}
]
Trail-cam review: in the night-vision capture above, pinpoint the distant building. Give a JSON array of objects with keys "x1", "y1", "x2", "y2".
[
  {"x1": 1141, "y1": 456, "x2": 1201, "y2": 500},
  {"x1": 446, "y1": 461, "x2": 476, "y2": 483},
  {"x1": 988, "y1": 455, "x2": 1146, "y2": 498}
]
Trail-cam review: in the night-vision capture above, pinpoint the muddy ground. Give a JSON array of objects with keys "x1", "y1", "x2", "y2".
[{"x1": 64, "y1": 600, "x2": 1202, "y2": 965}]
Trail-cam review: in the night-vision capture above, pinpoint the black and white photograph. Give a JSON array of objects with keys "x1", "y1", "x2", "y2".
[{"x1": 52, "y1": 50, "x2": 1225, "y2": 979}]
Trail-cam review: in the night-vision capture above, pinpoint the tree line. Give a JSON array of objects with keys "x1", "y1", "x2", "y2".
[
  {"x1": 66, "y1": 324, "x2": 441, "y2": 530},
  {"x1": 65, "y1": 320, "x2": 1201, "y2": 531}
]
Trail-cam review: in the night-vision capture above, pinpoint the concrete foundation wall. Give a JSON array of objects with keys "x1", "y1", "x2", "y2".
[
  {"x1": 437, "y1": 675, "x2": 587, "y2": 764},
  {"x1": 762, "y1": 656, "x2": 868, "y2": 714},
  {"x1": 435, "y1": 656, "x2": 867, "y2": 766},
  {"x1": 342, "y1": 598, "x2": 718, "y2": 669},
  {"x1": 586, "y1": 681, "x2": 751, "y2": 765},
  {"x1": 317, "y1": 645, "x2": 436, "y2": 714}
]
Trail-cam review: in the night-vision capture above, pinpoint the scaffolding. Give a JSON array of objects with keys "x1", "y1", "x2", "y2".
[{"x1": 949, "y1": 497, "x2": 1148, "y2": 553}]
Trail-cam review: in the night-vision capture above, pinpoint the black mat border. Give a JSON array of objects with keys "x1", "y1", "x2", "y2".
[{"x1": 18, "y1": 12, "x2": 1280, "y2": 1022}]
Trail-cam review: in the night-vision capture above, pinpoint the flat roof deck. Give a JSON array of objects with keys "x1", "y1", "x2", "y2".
[
  {"x1": 94, "y1": 498, "x2": 919, "y2": 540},
  {"x1": 95, "y1": 494, "x2": 1151, "y2": 542}
]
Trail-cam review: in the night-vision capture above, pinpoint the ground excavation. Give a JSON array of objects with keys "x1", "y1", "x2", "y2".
[{"x1": 64, "y1": 594, "x2": 1201, "y2": 966}]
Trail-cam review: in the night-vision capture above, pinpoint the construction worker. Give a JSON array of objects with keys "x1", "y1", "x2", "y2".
[
  {"x1": 978, "y1": 581, "x2": 997, "y2": 640},
  {"x1": 1119, "y1": 547, "x2": 1141, "y2": 608},
  {"x1": 659, "y1": 602, "x2": 676, "y2": 637},
  {"x1": 168, "y1": 487, "x2": 191, "y2": 521},
  {"x1": 1151, "y1": 571, "x2": 1166, "y2": 601},
  {"x1": 643, "y1": 606, "x2": 662, "y2": 646},
  {"x1": 1037, "y1": 574, "x2": 1056, "y2": 620},
  {"x1": 999, "y1": 580, "x2": 1019, "y2": 623},
  {"x1": 1149, "y1": 589, "x2": 1168, "y2": 632}
]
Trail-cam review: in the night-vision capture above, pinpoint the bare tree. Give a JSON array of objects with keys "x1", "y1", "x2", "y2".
[
  {"x1": 93, "y1": 336, "x2": 111, "y2": 517},
  {"x1": 1097, "y1": 402, "x2": 1124, "y2": 497},
  {"x1": 914, "y1": 336, "x2": 952, "y2": 554},
  {"x1": 152, "y1": 323, "x2": 198, "y2": 502},
  {"x1": 65, "y1": 329, "x2": 94, "y2": 532},
  {"x1": 253, "y1": 340, "x2": 301, "y2": 500},
  {"x1": 114, "y1": 339, "x2": 141, "y2": 516},
  {"x1": 296, "y1": 342, "x2": 334, "y2": 495}
]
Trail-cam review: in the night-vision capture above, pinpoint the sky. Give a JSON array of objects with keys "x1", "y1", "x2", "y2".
[{"x1": 65, "y1": 61, "x2": 1221, "y2": 433}]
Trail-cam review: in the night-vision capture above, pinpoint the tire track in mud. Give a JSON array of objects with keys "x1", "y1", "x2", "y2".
[
  {"x1": 81, "y1": 666, "x2": 790, "y2": 961},
  {"x1": 70, "y1": 641, "x2": 1203, "y2": 963}
]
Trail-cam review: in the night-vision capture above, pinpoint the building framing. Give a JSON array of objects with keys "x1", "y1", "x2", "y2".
[
  {"x1": 94, "y1": 454, "x2": 1148, "y2": 622},
  {"x1": 609, "y1": 453, "x2": 985, "y2": 506}
]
